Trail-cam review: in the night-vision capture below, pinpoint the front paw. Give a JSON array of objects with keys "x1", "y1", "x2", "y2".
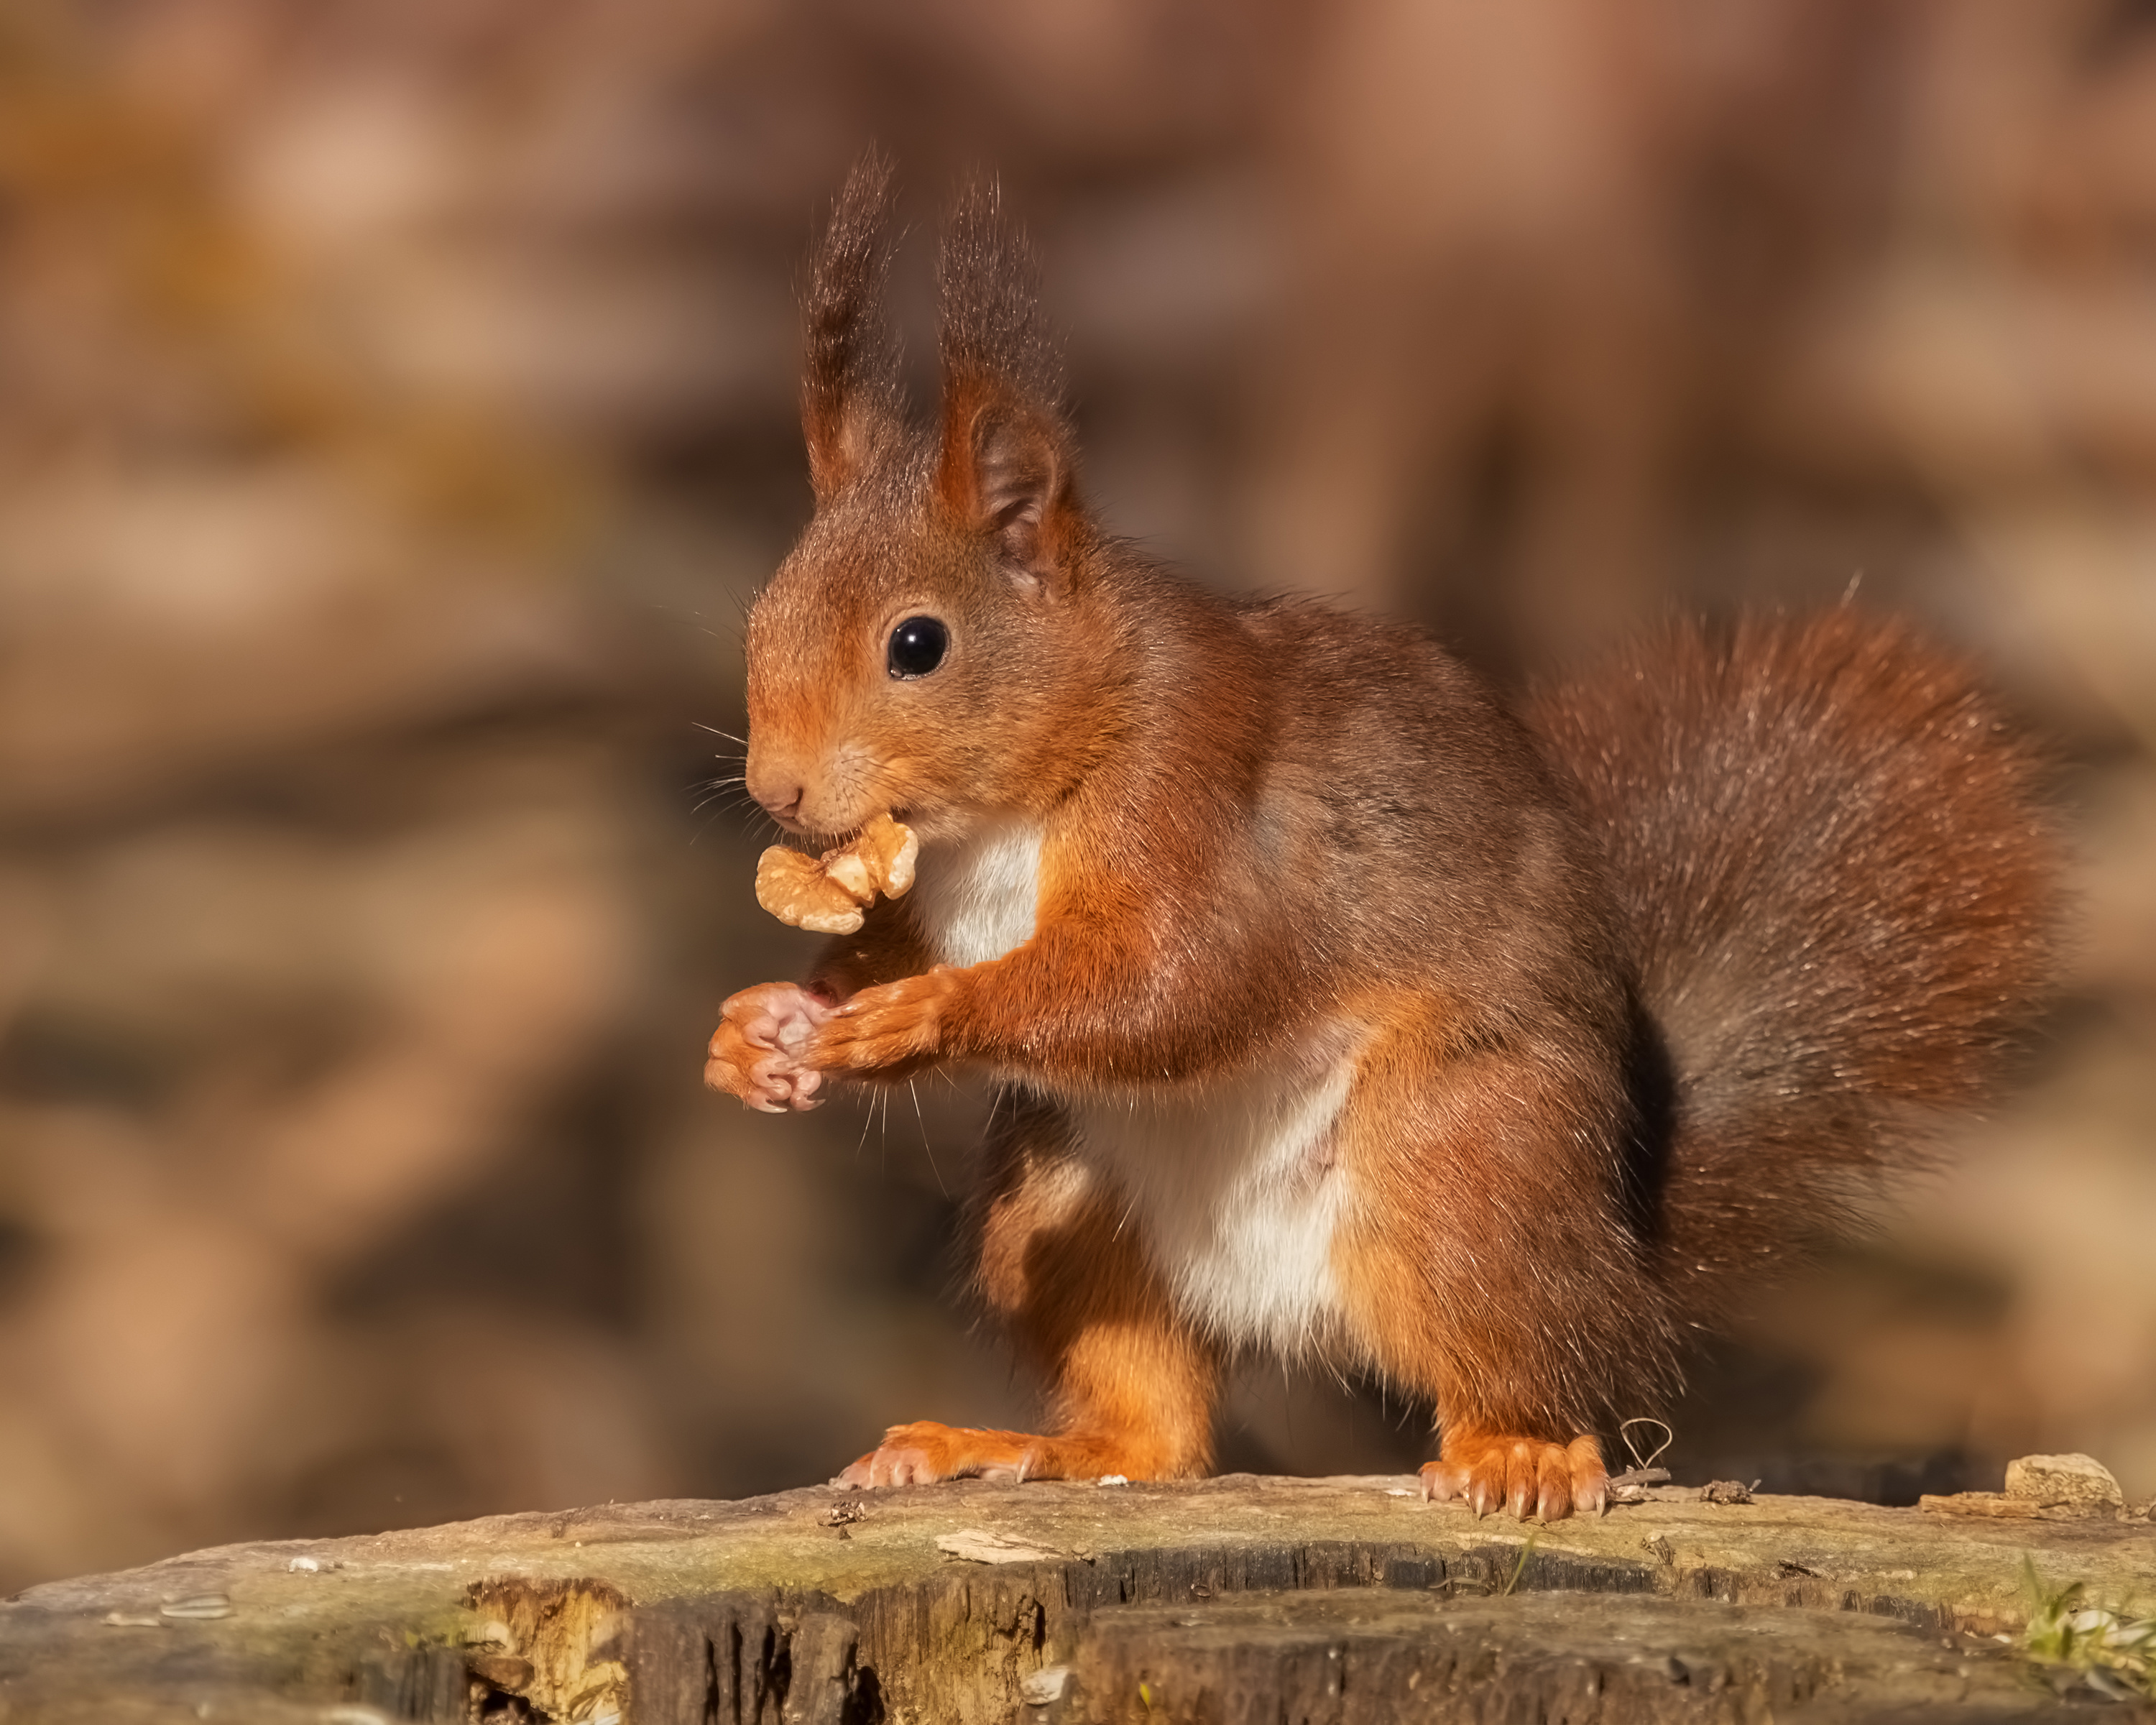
[
  {"x1": 1422, "y1": 1431, "x2": 1607, "y2": 1520},
  {"x1": 812, "y1": 967, "x2": 959, "y2": 1076},
  {"x1": 705, "y1": 982, "x2": 834, "y2": 1111}
]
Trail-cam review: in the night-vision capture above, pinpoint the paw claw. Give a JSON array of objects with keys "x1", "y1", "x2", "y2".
[{"x1": 1423, "y1": 1431, "x2": 1608, "y2": 1522}]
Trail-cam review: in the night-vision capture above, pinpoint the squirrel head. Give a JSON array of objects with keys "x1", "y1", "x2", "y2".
[{"x1": 744, "y1": 153, "x2": 1112, "y2": 847}]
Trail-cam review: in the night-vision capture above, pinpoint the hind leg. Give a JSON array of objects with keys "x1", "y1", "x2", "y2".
[
  {"x1": 839, "y1": 1091, "x2": 1215, "y2": 1488},
  {"x1": 1336, "y1": 1014, "x2": 1662, "y2": 1520}
]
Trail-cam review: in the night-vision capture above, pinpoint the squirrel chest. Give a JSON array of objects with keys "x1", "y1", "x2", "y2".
[{"x1": 910, "y1": 821, "x2": 1356, "y2": 1354}]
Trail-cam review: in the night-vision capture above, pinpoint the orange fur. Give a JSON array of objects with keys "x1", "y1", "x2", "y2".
[
  {"x1": 975, "y1": 1093, "x2": 1217, "y2": 1477},
  {"x1": 706, "y1": 162, "x2": 2062, "y2": 1522},
  {"x1": 843, "y1": 1090, "x2": 1217, "y2": 1486}
]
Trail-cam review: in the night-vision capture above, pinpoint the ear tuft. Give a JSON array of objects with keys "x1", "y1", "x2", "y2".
[
  {"x1": 801, "y1": 148, "x2": 903, "y2": 503},
  {"x1": 936, "y1": 178, "x2": 1064, "y2": 410},
  {"x1": 933, "y1": 180, "x2": 1081, "y2": 588}
]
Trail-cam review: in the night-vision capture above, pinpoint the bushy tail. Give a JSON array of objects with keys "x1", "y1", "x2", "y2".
[{"x1": 1529, "y1": 607, "x2": 2063, "y2": 1320}]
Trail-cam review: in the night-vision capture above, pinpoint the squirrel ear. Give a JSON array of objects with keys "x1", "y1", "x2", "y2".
[
  {"x1": 933, "y1": 178, "x2": 1077, "y2": 589},
  {"x1": 936, "y1": 381, "x2": 1077, "y2": 585},
  {"x1": 801, "y1": 150, "x2": 903, "y2": 505}
]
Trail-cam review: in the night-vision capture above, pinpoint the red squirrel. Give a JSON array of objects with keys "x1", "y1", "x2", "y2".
[{"x1": 704, "y1": 156, "x2": 2060, "y2": 1520}]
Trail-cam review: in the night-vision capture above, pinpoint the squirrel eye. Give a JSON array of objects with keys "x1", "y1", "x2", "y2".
[{"x1": 887, "y1": 615, "x2": 949, "y2": 679}]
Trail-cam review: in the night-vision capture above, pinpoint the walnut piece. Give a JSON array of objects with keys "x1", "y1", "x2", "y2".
[
  {"x1": 755, "y1": 813, "x2": 918, "y2": 934},
  {"x1": 754, "y1": 848, "x2": 862, "y2": 934}
]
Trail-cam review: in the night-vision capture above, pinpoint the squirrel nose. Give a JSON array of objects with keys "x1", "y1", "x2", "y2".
[{"x1": 747, "y1": 766, "x2": 806, "y2": 824}]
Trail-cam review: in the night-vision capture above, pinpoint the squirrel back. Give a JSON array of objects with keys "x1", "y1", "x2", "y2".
[{"x1": 1528, "y1": 610, "x2": 2063, "y2": 1323}]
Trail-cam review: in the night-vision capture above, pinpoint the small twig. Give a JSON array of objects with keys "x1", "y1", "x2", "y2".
[
  {"x1": 1603, "y1": 1417, "x2": 1677, "y2": 1502},
  {"x1": 1501, "y1": 1533, "x2": 1540, "y2": 1597},
  {"x1": 1619, "y1": 1417, "x2": 1674, "y2": 1473}
]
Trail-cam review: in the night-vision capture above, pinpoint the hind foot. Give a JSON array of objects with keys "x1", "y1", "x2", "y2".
[
  {"x1": 834, "y1": 1421, "x2": 1162, "y2": 1489},
  {"x1": 1422, "y1": 1430, "x2": 1607, "y2": 1520}
]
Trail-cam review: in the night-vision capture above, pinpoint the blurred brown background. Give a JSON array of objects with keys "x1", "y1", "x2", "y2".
[{"x1": 3, "y1": 0, "x2": 2154, "y2": 1593}]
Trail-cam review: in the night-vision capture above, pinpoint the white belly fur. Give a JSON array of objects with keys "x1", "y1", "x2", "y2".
[
  {"x1": 1069, "y1": 1064, "x2": 1352, "y2": 1356},
  {"x1": 910, "y1": 817, "x2": 1044, "y2": 967},
  {"x1": 911, "y1": 815, "x2": 1353, "y2": 1356}
]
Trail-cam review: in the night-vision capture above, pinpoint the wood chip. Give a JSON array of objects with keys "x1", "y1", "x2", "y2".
[
  {"x1": 159, "y1": 1594, "x2": 234, "y2": 1620},
  {"x1": 934, "y1": 1529, "x2": 1067, "y2": 1565},
  {"x1": 1019, "y1": 1667, "x2": 1071, "y2": 1704},
  {"x1": 2004, "y1": 1452, "x2": 2125, "y2": 1512},
  {"x1": 1924, "y1": 1453, "x2": 2128, "y2": 1519}
]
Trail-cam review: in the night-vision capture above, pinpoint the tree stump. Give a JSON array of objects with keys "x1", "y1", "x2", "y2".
[{"x1": 2, "y1": 1475, "x2": 2150, "y2": 1723}]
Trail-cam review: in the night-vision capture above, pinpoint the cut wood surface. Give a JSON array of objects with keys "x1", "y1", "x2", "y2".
[{"x1": 3, "y1": 1475, "x2": 2151, "y2": 1724}]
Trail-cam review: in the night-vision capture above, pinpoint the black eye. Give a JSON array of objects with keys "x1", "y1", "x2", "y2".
[{"x1": 887, "y1": 615, "x2": 949, "y2": 679}]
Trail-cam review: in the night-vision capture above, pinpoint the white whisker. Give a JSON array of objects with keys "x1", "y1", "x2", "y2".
[{"x1": 909, "y1": 1079, "x2": 946, "y2": 1199}]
